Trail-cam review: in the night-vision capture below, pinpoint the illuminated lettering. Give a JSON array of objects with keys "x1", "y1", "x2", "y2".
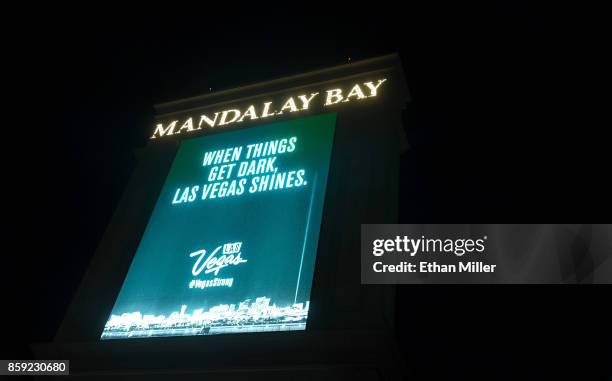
[
  {"x1": 261, "y1": 101, "x2": 276, "y2": 118},
  {"x1": 237, "y1": 157, "x2": 277, "y2": 177},
  {"x1": 343, "y1": 84, "x2": 366, "y2": 102},
  {"x1": 219, "y1": 109, "x2": 241, "y2": 126},
  {"x1": 237, "y1": 105, "x2": 259, "y2": 123},
  {"x1": 364, "y1": 78, "x2": 387, "y2": 97},
  {"x1": 298, "y1": 92, "x2": 319, "y2": 109},
  {"x1": 149, "y1": 78, "x2": 389, "y2": 139},
  {"x1": 278, "y1": 97, "x2": 299, "y2": 114},
  {"x1": 175, "y1": 117, "x2": 195, "y2": 134},
  {"x1": 190, "y1": 245, "x2": 248, "y2": 277},
  {"x1": 203, "y1": 147, "x2": 242, "y2": 166},
  {"x1": 208, "y1": 163, "x2": 236, "y2": 181},
  {"x1": 245, "y1": 137, "x2": 296, "y2": 159},
  {"x1": 172, "y1": 186, "x2": 200, "y2": 204},
  {"x1": 325, "y1": 89, "x2": 343, "y2": 105},
  {"x1": 151, "y1": 120, "x2": 178, "y2": 139},
  {"x1": 248, "y1": 169, "x2": 307, "y2": 193},
  {"x1": 198, "y1": 112, "x2": 220, "y2": 129}
]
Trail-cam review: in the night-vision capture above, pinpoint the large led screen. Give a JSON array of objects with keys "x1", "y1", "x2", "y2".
[{"x1": 101, "y1": 112, "x2": 336, "y2": 339}]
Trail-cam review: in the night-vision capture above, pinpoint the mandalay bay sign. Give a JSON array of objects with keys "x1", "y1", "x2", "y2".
[{"x1": 151, "y1": 78, "x2": 387, "y2": 139}]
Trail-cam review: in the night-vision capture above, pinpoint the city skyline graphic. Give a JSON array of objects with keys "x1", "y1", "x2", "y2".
[{"x1": 102, "y1": 296, "x2": 310, "y2": 339}]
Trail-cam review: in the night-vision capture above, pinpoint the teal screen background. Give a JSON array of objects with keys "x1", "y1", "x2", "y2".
[{"x1": 101, "y1": 112, "x2": 336, "y2": 339}]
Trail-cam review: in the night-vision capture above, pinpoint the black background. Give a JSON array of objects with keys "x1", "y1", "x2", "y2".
[{"x1": 5, "y1": 2, "x2": 610, "y2": 380}]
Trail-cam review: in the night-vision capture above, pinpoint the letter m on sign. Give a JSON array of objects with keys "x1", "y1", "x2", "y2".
[{"x1": 150, "y1": 120, "x2": 178, "y2": 139}]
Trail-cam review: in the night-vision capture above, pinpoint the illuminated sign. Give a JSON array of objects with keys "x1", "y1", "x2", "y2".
[
  {"x1": 151, "y1": 78, "x2": 386, "y2": 139},
  {"x1": 102, "y1": 113, "x2": 336, "y2": 339}
]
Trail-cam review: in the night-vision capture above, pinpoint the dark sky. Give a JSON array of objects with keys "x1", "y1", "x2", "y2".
[{"x1": 5, "y1": 2, "x2": 609, "y2": 378}]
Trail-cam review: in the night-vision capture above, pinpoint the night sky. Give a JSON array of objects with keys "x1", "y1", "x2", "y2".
[{"x1": 5, "y1": 3, "x2": 610, "y2": 379}]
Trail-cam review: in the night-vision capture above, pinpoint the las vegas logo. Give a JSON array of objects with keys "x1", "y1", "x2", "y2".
[{"x1": 189, "y1": 241, "x2": 247, "y2": 276}]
